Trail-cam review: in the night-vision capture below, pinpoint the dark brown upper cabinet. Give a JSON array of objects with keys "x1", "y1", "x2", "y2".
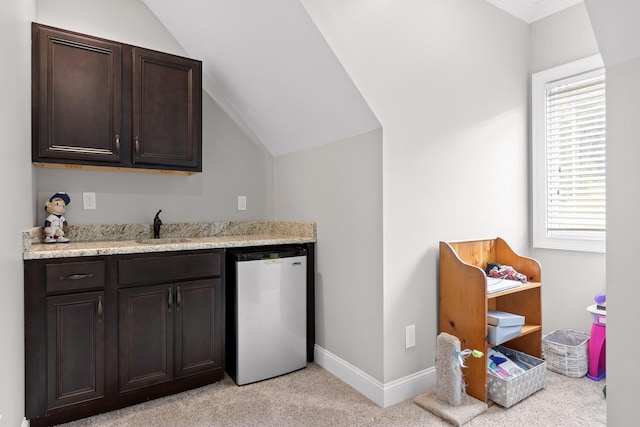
[
  {"x1": 131, "y1": 47, "x2": 201, "y2": 169},
  {"x1": 32, "y1": 25, "x2": 122, "y2": 164},
  {"x1": 32, "y1": 23, "x2": 202, "y2": 174}
]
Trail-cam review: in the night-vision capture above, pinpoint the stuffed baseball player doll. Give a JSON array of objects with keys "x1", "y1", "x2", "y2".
[{"x1": 43, "y1": 192, "x2": 71, "y2": 243}]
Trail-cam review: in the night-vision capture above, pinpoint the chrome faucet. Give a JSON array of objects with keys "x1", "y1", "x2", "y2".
[{"x1": 153, "y1": 210, "x2": 162, "y2": 238}]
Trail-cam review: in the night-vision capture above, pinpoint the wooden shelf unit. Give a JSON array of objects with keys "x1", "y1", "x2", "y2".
[{"x1": 439, "y1": 237, "x2": 542, "y2": 402}]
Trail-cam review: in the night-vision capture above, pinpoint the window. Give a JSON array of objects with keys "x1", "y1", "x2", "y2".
[{"x1": 532, "y1": 55, "x2": 606, "y2": 253}]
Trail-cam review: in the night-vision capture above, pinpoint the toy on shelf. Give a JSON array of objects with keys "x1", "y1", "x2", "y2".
[{"x1": 43, "y1": 192, "x2": 71, "y2": 243}]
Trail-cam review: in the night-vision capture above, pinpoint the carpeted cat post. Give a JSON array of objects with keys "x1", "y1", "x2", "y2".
[{"x1": 414, "y1": 332, "x2": 488, "y2": 426}]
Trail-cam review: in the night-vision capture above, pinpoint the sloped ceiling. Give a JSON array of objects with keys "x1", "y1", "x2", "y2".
[
  {"x1": 486, "y1": 0, "x2": 583, "y2": 23},
  {"x1": 488, "y1": 0, "x2": 640, "y2": 67},
  {"x1": 142, "y1": 0, "x2": 380, "y2": 157},
  {"x1": 584, "y1": 0, "x2": 640, "y2": 67},
  {"x1": 141, "y1": 1, "x2": 591, "y2": 157}
]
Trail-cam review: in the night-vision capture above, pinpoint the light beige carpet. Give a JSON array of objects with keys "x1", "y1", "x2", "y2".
[{"x1": 61, "y1": 363, "x2": 606, "y2": 426}]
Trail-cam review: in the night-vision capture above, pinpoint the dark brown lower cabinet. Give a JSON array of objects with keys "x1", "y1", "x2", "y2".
[
  {"x1": 46, "y1": 292, "x2": 105, "y2": 409},
  {"x1": 174, "y1": 279, "x2": 222, "y2": 378},
  {"x1": 25, "y1": 250, "x2": 224, "y2": 427},
  {"x1": 118, "y1": 279, "x2": 222, "y2": 392},
  {"x1": 119, "y1": 284, "x2": 174, "y2": 391}
]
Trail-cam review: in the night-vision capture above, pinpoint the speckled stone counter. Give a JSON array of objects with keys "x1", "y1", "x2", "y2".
[{"x1": 23, "y1": 221, "x2": 316, "y2": 260}]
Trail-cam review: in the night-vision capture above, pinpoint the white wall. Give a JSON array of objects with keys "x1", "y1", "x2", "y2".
[
  {"x1": 275, "y1": 129, "x2": 384, "y2": 379},
  {"x1": 578, "y1": 1, "x2": 640, "y2": 422},
  {"x1": 529, "y1": 4, "x2": 605, "y2": 335},
  {"x1": 530, "y1": 3, "x2": 601, "y2": 74},
  {"x1": 35, "y1": 0, "x2": 274, "y2": 226},
  {"x1": 0, "y1": 1, "x2": 36, "y2": 425},
  {"x1": 603, "y1": 54, "x2": 640, "y2": 427},
  {"x1": 302, "y1": 0, "x2": 530, "y2": 383}
]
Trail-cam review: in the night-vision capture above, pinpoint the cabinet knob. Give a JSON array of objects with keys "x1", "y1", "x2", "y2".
[
  {"x1": 97, "y1": 296, "x2": 103, "y2": 321},
  {"x1": 176, "y1": 286, "x2": 181, "y2": 309},
  {"x1": 134, "y1": 137, "x2": 140, "y2": 156},
  {"x1": 167, "y1": 287, "x2": 172, "y2": 310},
  {"x1": 115, "y1": 134, "x2": 120, "y2": 155}
]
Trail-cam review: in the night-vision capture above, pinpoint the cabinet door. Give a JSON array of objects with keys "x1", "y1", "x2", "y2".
[
  {"x1": 118, "y1": 284, "x2": 174, "y2": 392},
  {"x1": 131, "y1": 47, "x2": 202, "y2": 170},
  {"x1": 174, "y1": 279, "x2": 223, "y2": 378},
  {"x1": 33, "y1": 24, "x2": 122, "y2": 163},
  {"x1": 46, "y1": 292, "x2": 105, "y2": 410}
]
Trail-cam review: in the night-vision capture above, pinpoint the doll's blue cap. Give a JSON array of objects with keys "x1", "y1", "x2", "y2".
[{"x1": 49, "y1": 192, "x2": 70, "y2": 205}]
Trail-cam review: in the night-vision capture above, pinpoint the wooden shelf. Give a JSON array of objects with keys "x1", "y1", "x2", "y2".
[
  {"x1": 487, "y1": 281, "x2": 541, "y2": 299},
  {"x1": 520, "y1": 324, "x2": 542, "y2": 336},
  {"x1": 439, "y1": 237, "x2": 542, "y2": 402}
]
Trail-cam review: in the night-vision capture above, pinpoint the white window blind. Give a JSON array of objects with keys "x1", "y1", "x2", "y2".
[
  {"x1": 545, "y1": 71, "x2": 606, "y2": 234},
  {"x1": 532, "y1": 55, "x2": 606, "y2": 253}
]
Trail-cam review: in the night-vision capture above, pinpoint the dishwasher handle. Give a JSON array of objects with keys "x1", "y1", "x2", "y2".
[{"x1": 233, "y1": 247, "x2": 306, "y2": 262}]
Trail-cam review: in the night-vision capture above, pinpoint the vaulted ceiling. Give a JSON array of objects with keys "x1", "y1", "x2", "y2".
[
  {"x1": 142, "y1": 0, "x2": 380, "y2": 157},
  {"x1": 485, "y1": 0, "x2": 583, "y2": 23},
  {"x1": 583, "y1": 0, "x2": 640, "y2": 67},
  {"x1": 142, "y1": 1, "x2": 635, "y2": 157},
  {"x1": 492, "y1": 0, "x2": 640, "y2": 67}
]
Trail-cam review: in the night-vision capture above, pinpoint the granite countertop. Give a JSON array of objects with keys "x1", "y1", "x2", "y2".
[{"x1": 23, "y1": 221, "x2": 316, "y2": 260}]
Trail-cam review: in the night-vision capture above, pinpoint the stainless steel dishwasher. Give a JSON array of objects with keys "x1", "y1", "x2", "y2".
[{"x1": 226, "y1": 246, "x2": 307, "y2": 385}]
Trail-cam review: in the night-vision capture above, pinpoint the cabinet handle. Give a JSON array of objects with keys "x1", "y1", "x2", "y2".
[
  {"x1": 59, "y1": 273, "x2": 94, "y2": 281},
  {"x1": 176, "y1": 286, "x2": 181, "y2": 309},
  {"x1": 134, "y1": 137, "x2": 140, "y2": 156},
  {"x1": 97, "y1": 296, "x2": 103, "y2": 321},
  {"x1": 168, "y1": 287, "x2": 173, "y2": 310},
  {"x1": 115, "y1": 134, "x2": 120, "y2": 155}
]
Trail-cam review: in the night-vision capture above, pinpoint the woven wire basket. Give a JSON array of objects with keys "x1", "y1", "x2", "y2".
[{"x1": 542, "y1": 329, "x2": 590, "y2": 378}]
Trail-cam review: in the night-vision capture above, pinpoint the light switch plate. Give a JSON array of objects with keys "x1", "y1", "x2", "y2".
[
  {"x1": 238, "y1": 196, "x2": 247, "y2": 211},
  {"x1": 406, "y1": 325, "x2": 416, "y2": 348}
]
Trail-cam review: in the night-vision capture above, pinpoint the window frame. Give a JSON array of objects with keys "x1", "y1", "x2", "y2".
[{"x1": 531, "y1": 54, "x2": 606, "y2": 253}]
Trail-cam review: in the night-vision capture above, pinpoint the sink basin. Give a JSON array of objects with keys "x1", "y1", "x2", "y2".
[{"x1": 135, "y1": 237, "x2": 194, "y2": 245}]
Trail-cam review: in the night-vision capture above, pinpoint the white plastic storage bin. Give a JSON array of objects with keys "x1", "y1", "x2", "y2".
[{"x1": 542, "y1": 329, "x2": 590, "y2": 378}]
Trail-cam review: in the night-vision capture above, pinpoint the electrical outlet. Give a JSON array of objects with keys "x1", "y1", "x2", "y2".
[
  {"x1": 238, "y1": 196, "x2": 247, "y2": 211},
  {"x1": 83, "y1": 192, "x2": 97, "y2": 210},
  {"x1": 406, "y1": 325, "x2": 416, "y2": 349}
]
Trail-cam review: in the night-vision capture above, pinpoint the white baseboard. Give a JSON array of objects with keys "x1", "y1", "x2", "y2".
[{"x1": 313, "y1": 344, "x2": 436, "y2": 408}]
